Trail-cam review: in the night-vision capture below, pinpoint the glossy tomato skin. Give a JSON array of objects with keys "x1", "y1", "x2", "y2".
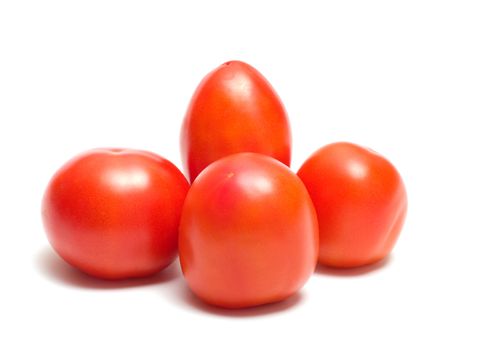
[
  {"x1": 181, "y1": 60, "x2": 291, "y2": 182},
  {"x1": 179, "y1": 153, "x2": 318, "y2": 308},
  {"x1": 42, "y1": 149, "x2": 189, "y2": 279},
  {"x1": 297, "y1": 142, "x2": 407, "y2": 268}
]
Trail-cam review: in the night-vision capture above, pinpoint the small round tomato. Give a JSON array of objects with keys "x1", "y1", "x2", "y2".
[
  {"x1": 179, "y1": 153, "x2": 318, "y2": 308},
  {"x1": 180, "y1": 60, "x2": 291, "y2": 182},
  {"x1": 42, "y1": 148, "x2": 189, "y2": 279},
  {"x1": 297, "y1": 142, "x2": 407, "y2": 268}
]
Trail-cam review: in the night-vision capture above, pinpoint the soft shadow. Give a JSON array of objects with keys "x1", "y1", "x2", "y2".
[
  {"x1": 314, "y1": 255, "x2": 393, "y2": 277},
  {"x1": 171, "y1": 280, "x2": 304, "y2": 317},
  {"x1": 36, "y1": 246, "x2": 180, "y2": 289}
]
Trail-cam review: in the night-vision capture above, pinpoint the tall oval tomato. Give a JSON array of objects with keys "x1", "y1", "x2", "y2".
[
  {"x1": 42, "y1": 149, "x2": 189, "y2": 279},
  {"x1": 179, "y1": 153, "x2": 318, "y2": 308},
  {"x1": 297, "y1": 142, "x2": 407, "y2": 268},
  {"x1": 180, "y1": 60, "x2": 291, "y2": 182}
]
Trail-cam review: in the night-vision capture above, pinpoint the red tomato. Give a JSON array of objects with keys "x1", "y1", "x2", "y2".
[
  {"x1": 42, "y1": 149, "x2": 189, "y2": 279},
  {"x1": 180, "y1": 60, "x2": 291, "y2": 182},
  {"x1": 179, "y1": 153, "x2": 318, "y2": 308},
  {"x1": 297, "y1": 142, "x2": 407, "y2": 268}
]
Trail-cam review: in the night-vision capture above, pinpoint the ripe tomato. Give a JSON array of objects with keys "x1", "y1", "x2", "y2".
[
  {"x1": 42, "y1": 149, "x2": 189, "y2": 279},
  {"x1": 180, "y1": 60, "x2": 291, "y2": 182},
  {"x1": 297, "y1": 142, "x2": 407, "y2": 268},
  {"x1": 179, "y1": 153, "x2": 318, "y2": 308}
]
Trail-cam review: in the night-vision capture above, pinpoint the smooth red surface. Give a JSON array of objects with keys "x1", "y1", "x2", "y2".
[
  {"x1": 297, "y1": 142, "x2": 407, "y2": 268},
  {"x1": 42, "y1": 149, "x2": 189, "y2": 279},
  {"x1": 181, "y1": 60, "x2": 291, "y2": 182},
  {"x1": 179, "y1": 153, "x2": 318, "y2": 308}
]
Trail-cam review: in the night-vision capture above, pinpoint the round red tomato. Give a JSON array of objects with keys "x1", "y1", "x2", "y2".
[
  {"x1": 297, "y1": 142, "x2": 407, "y2": 268},
  {"x1": 42, "y1": 148, "x2": 189, "y2": 279},
  {"x1": 179, "y1": 153, "x2": 318, "y2": 308},
  {"x1": 180, "y1": 60, "x2": 291, "y2": 182}
]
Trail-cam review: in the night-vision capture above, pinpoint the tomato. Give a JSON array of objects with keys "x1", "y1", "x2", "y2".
[
  {"x1": 297, "y1": 142, "x2": 407, "y2": 268},
  {"x1": 180, "y1": 60, "x2": 291, "y2": 182},
  {"x1": 179, "y1": 153, "x2": 318, "y2": 308},
  {"x1": 42, "y1": 149, "x2": 189, "y2": 279}
]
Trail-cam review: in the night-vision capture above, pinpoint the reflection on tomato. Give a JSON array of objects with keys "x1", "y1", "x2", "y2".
[
  {"x1": 181, "y1": 60, "x2": 291, "y2": 182},
  {"x1": 297, "y1": 142, "x2": 407, "y2": 268},
  {"x1": 42, "y1": 148, "x2": 189, "y2": 279},
  {"x1": 179, "y1": 153, "x2": 318, "y2": 308}
]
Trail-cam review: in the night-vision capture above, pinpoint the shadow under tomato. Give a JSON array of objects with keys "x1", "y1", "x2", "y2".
[
  {"x1": 314, "y1": 255, "x2": 393, "y2": 277},
  {"x1": 170, "y1": 279, "x2": 304, "y2": 318},
  {"x1": 35, "y1": 246, "x2": 180, "y2": 289}
]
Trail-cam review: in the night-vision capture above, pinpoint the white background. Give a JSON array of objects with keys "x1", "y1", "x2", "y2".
[{"x1": 1, "y1": 1, "x2": 487, "y2": 349}]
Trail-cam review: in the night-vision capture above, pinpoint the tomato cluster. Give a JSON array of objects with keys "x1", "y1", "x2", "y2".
[{"x1": 42, "y1": 60, "x2": 407, "y2": 309}]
